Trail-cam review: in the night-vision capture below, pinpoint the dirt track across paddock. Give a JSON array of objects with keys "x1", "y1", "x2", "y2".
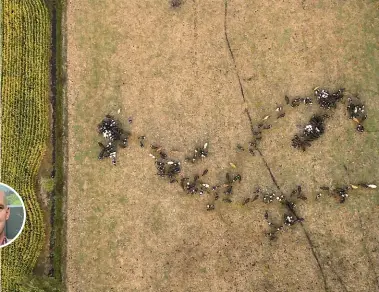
[{"x1": 66, "y1": 1, "x2": 379, "y2": 291}]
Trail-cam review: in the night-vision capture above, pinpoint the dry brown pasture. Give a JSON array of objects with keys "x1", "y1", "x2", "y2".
[{"x1": 66, "y1": 1, "x2": 379, "y2": 291}]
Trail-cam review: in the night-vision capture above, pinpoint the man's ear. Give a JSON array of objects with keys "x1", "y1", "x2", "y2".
[{"x1": 5, "y1": 207, "x2": 10, "y2": 220}]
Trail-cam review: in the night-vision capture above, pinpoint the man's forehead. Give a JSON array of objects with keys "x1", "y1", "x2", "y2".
[{"x1": 0, "y1": 191, "x2": 5, "y2": 204}]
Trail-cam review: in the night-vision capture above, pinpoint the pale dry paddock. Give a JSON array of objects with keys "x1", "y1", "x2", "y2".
[{"x1": 66, "y1": 1, "x2": 379, "y2": 291}]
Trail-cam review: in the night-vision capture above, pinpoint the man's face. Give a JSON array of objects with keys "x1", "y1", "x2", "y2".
[{"x1": 0, "y1": 191, "x2": 10, "y2": 236}]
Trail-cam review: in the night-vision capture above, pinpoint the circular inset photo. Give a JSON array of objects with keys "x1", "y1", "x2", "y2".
[{"x1": 0, "y1": 183, "x2": 26, "y2": 248}]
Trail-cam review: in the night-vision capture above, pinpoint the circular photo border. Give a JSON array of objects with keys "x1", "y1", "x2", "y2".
[{"x1": 0, "y1": 182, "x2": 27, "y2": 248}]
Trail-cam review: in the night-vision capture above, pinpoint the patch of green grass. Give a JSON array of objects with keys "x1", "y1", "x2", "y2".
[
  {"x1": 74, "y1": 151, "x2": 87, "y2": 162},
  {"x1": 93, "y1": 205, "x2": 101, "y2": 213},
  {"x1": 41, "y1": 177, "x2": 55, "y2": 193},
  {"x1": 118, "y1": 196, "x2": 128, "y2": 204},
  {"x1": 108, "y1": 219, "x2": 117, "y2": 230},
  {"x1": 150, "y1": 204, "x2": 168, "y2": 234},
  {"x1": 364, "y1": 116, "x2": 379, "y2": 131},
  {"x1": 317, "y1": 0, "x2": 324, "y2": 9},
  {"x1": 280, "y1": 28, "x2": 292, "y2": 45},
  {"x1": 12, "y1": 274, "x2": 63, "y2": 292},
  {"x1": 370, "y1": 193, "x2": 379, "y2": 206},
  {"x1": 163, "y1": 270, "x2": 169, "y2": 280}
]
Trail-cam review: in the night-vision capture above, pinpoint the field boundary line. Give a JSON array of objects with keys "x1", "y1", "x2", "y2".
[
  {"x1": 0, "y1": 0, "x2": 3, "y2": 289},
  {"x1": 0, "y1": 0, "x2": 3, "y2": 178},
  {"x1": 59, "y1": 0, "x2": 69, "y2": 288}
]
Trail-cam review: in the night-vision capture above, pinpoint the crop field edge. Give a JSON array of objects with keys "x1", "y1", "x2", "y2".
[{"x1": 0, "y1": 0, "x2": 2, "y2": 288}]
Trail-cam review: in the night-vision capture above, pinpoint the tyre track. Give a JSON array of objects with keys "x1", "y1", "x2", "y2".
[{"x1": 223, "y1": 1, "x2": 328, "y2": 291}]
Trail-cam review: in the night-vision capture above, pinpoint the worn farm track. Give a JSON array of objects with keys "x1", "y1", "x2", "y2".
[{"x1": 1, "y1": 0, "x2": 50, "y2": 290}]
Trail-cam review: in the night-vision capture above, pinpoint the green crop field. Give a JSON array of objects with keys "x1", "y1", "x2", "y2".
[{"x1": 0, "y1": 0, "x2": 50, "y2": 290}]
